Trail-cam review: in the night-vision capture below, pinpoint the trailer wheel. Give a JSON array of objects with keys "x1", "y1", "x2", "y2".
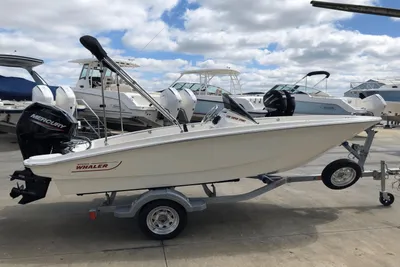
[
  {"x1": 321, "y1": 158, "x2": 362, "y2": 190},
  {"x1": 379, "y1": 192, "x2": 395, "y2": 207},
  {"x1": 138, "y1": 199, "x2": 187, "y2": 240}
]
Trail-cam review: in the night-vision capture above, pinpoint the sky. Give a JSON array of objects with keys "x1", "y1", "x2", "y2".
[{"x1": 1, "y1": 0, "x2": 400, "y2": 96}]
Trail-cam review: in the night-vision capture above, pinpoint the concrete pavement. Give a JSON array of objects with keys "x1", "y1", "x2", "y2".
[{"x1": 0, "y1": 128, "x2": 400, "y2": 267}]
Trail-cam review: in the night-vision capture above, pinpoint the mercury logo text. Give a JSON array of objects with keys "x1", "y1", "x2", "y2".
[{"x1": 30, "y1": 114, "x2": 67, "y2": 129}]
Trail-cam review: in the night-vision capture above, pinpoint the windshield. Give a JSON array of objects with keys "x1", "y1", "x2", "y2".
[
  {"x1": 172, "y1": 82, "x2": 231, "y2": 95},
  {"x1": 271, "y1": 84, "x2": 330, "y2": 96},
  {"x1": 189, "y1": 83, "x2": 201, "y2": 92},
  {"x1": 89, "y1": 67, "x2": 112, "y2": 78},
  {"x1": 0, "y1": 66, "x2": 50, "y2": 101}
]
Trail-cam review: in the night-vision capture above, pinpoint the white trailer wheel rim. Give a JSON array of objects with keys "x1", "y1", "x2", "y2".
[
  {"x1": 146, "y1": 206, "x2": 180, "y2": 235},
  {"x1": 331, "y1": 167, "x2": 357, "y2": 186}
]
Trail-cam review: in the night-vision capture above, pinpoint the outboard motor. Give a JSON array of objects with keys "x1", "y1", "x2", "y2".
[
  {"x1": 10, "y1": 102, "x2": 80, "y2": 205},
  {"x1": 282, "y1": 90, "x2": 296, "y2": 116},
  {"x1": 263, "y1": 89, "x2": 296, "y2": 116},
  {"x1": 55, "y1": 86, "x2": 78, "y2": 118},
  {"x1": 16, "y1": 101, "x2": 78, "y2": 160},
  {"x1": 32, "y1": 85, "x2": 54, "y2": 105},
  {"x1": 358, "y1": 94, "x2": 387, "y2": 117},
  {"x1": 177, "y1": 88, "x2": 197, "y2": 123},
  {"x1": 158, "y1": 87, "x2": 182, "y2": 121}
]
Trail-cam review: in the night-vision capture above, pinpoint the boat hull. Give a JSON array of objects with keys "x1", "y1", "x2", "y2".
[
  {"x1": 290, "y1": 94, "x2": 386, "y2": 116},
  {"x1": 26, "y1": 116, "x2": 380, "y2": 196},
  {"x1": 293, "y1": 100, "x2": 351, "y2": 115}
]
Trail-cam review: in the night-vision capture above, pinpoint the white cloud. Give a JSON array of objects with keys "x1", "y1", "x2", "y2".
[
  {"x1": 160, "y1": 0, "x2": 400, "y2": 96},
  {"x1": 1, "y1": 0, "x2": 400, "y2": 97},
  {"x1": 0, "y1": 0, "x2": 178, "y2": 59},
  {"x1": 0, "y1": 0, "x2": 178, "y2": 36},
  {"x1": 132, "y1": 58, "x2": 191, "y2": 72},
  {"x1": 121, "y1": 20, "x2": 177, "y2": 52}
]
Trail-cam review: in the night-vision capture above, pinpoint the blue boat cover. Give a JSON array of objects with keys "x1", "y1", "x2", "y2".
[{"x1": 0, "y1": 75, "x2": 59, "y2": 101}]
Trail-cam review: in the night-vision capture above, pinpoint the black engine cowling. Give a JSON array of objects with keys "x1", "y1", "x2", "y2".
[
  {"x1": 16, "y1": 102, "x2": 78, "y2": 160},
  {"x1": 263, "y1": 89, "x2": 296, "y2": 116}
]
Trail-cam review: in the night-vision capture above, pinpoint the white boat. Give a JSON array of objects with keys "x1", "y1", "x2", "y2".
[
  {"x1": 9, "y1": 35, "x2": 382, "y2": 206},
  {"x1": 167, "y1": 68, "x2": 294, "y2": 121},
  {"x1": 346, "y1": 78, "x2": 400, "y2": 116},
  {"x1": 70, "y1": 58, "x2": 197, "y2": 131},
  {"x1": 0, "y1": 54, "x2": 86, "y2": 134},
  {"x1": 17, "y1": 112, "x2": 380, "y2": 196},
  {"x1": 263, "y1": 71, "x2": 386, "y2": 117},
  {"x1": 168, "y1": 69, "x2": 385, "y2": 121},
  {"x1": 0, "y1": 100, "x2": 28, "y2": 130}
]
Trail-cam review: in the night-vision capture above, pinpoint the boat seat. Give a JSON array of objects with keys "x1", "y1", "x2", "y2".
[{"x1": 90, "y1": 77, "x2": 102, "y2": 88}]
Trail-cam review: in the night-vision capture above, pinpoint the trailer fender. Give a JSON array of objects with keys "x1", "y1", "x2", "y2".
[{"x1": 114, "y1": 188, "x2": 207, "y2": 218}]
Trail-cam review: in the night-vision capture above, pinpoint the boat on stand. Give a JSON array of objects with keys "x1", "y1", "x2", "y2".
[
  {"x1": 70, "y1": 58, "x2": 198, "y2": 132},
  {"x1": 167, "y1": 68, "x2": 296, "y2": 122},
  {"x1": 0, "y1": 54, "x2": 97, "y2": 136},
  {"x1": 263, "y1": 71, "x2": 387, "y2": 117}
]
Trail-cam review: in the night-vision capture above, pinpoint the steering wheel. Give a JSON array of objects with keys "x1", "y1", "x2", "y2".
[{"x1": 201, "y1": 105, "x2": 220, "y2": 124}]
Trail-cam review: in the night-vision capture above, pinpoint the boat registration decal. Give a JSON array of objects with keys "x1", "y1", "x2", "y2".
[
  {"x1": 72, "y1": 161, "x2": 122, "y2": 173},
  {"x1": 226, "y1": 114, "x2": 246, "y2": 122}
]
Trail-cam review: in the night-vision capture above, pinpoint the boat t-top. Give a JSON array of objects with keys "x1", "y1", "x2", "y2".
[{"x1": 70, "y1": 57, "x2": 198, "y2": 131}]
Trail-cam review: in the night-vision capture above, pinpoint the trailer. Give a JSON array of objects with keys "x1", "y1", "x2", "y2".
[{"x1": 86, "y1": 126, "x2": 399, "y2": 240}]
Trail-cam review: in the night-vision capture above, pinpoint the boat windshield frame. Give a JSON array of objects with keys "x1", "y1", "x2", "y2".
[
  {"x1": 271, "y1": 84, "x2": 331, "y2": 96},
  {"x1": 172, "y1": 81, "x2": 232, "y2": 96},
  {"x1": 168, "y1": 68, "x2": 243, "y2": 96}
]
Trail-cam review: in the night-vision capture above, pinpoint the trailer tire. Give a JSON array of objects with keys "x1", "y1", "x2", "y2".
[
  {"x1": 379, "y1": 192, "x2": 395, "y2": 207},
  {"x1": 321, "y1": 158, "x2": 362, "y2": 190},
  {"x1": 138, "y1": 199, "x2": 187, "y2": 240}
]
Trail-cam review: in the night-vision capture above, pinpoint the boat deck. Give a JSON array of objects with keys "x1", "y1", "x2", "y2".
[{"x1": 0, "y1": 127, "x2": 400, "y2": 267}]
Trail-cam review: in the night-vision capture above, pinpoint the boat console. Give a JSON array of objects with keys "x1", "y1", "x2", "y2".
[
  {"x1": 222, "y1": 93, "x2": 258, "y2": 123},
  {"x1": 220, "y1": 90, "x2": 295, "y2": 121},
  {"x1": 204, "y1": 93, "x2": 297, "y2": 128}
]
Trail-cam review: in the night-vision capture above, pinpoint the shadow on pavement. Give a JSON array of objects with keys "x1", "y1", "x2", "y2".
[{"x1": 0, "y1": 195, "x2": 387, "y2": 265}]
